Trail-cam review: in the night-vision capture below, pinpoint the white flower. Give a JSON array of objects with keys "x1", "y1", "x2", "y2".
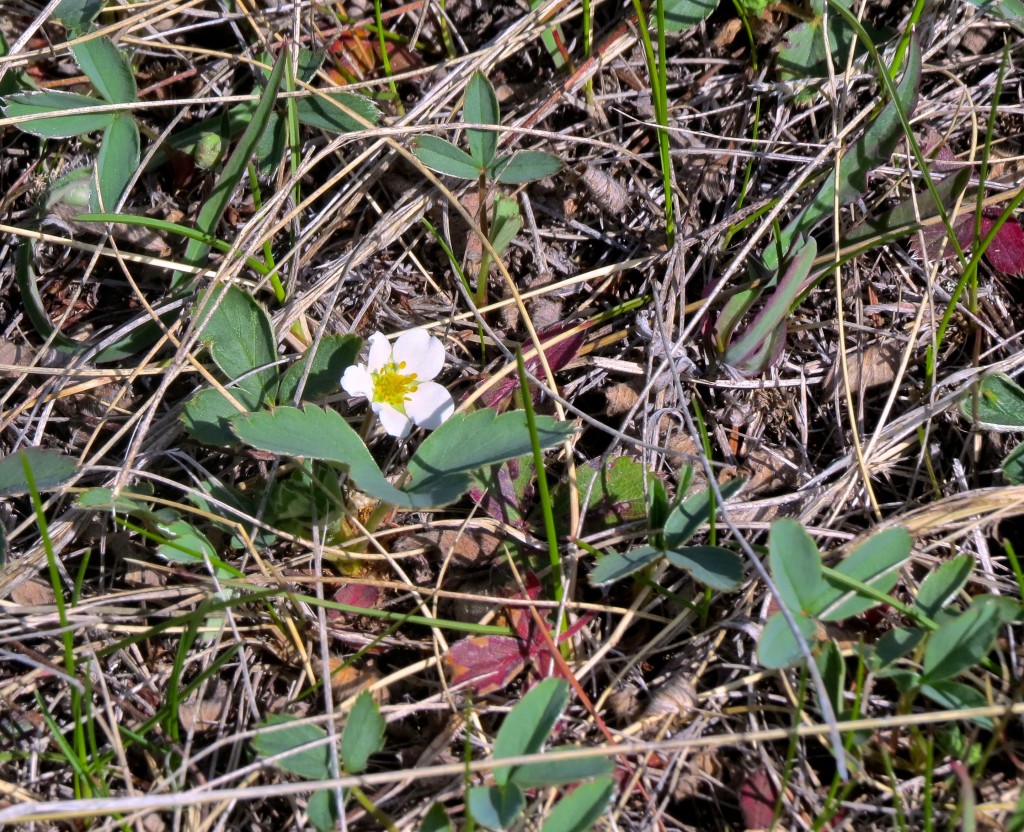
[{"x1": 340, "y1": 329, "x2": 455, "y2": 438}]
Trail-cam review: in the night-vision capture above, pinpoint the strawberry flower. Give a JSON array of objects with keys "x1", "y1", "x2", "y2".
[{"x1": 341, "y1": 329, "x2": 454, "y2": 438}]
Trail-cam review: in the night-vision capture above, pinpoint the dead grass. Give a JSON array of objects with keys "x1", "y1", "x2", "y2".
[{"x1": 2, "y1": 0, "x2": 1024, "y2": 829}]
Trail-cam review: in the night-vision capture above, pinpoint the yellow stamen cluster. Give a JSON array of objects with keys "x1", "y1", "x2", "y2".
[{"x1": 372, "y1": 361, "x2": 419, "y2": 412}]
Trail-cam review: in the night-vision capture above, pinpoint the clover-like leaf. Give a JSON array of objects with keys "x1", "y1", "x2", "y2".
[
  {"x1": 412, "y1": 135, "x2": 481, "y2": 180},
  {"x1": 251, "y1": 715, "x2": 331, "y2": 780},
  {"x1": 465, "y1": 72, "x2": 499, "y2": 169},
  {"x1": 664, "y1": 545, "x2": 744, "y2": 591},
  {"x1": 490, "y1": 151, "x2": 563, "y2": 184}
]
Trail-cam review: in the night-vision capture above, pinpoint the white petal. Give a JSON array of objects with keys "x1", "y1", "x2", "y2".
[
  {"x1": 340, "y1": 364, "x2": 373, "y2": 399},
  {"x1": 377, "y1": 404, "x2": 412, "y2": 438},
  {"x1": 392, "y1": 329, "x2": 445, "y2": 381},
  {"x1": 366, "y1": 332, "x2": 392, "y2": 372},
  {"x1": 406, "y1": 381, "x2": 455, "y2": 430}
]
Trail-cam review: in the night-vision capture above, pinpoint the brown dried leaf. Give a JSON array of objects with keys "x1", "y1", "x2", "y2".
[
  {"x1": 178, "y1": 681, "x2": 229, "y2": 733},
  {"x1": 10, "y1": 578, "x2": 54, "y2": 607},
  {"x1": 825, "y1": 339, "x2": 903, "y2": 394}
]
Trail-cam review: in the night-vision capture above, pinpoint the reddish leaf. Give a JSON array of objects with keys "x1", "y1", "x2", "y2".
[
  {"x1": 978, "y1": 214, "x2": 1024, "y2": 275},
  {"x1": 914, "y1": 210, "x2": 1024, "y2": 275},
  {"x1": 445, "y1": 635, "x2": 528, "y2": 694},
  {"x1": 738, "y1": 768, "x2": 779, "y2": 831},
  {"x1": 329, "y1": 582, "x2": 382, "y2": 621},
  {"x1": 481, "y1": 324, "x2": 587, "y2": 408},
  {"x1": 445, "y1": 572, "x2": 593, "y2": 694}
]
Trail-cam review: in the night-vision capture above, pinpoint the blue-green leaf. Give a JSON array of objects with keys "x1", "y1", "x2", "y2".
[
  {"x1": 662, "y1": 479, "x2": 744, "y2": 550},
  {"x1": 540, "y1": 777, "x2": 615, "y2": 832},
  {"x1": 588, "y1": 545, "x2": 663, "y2": 586},
  {"x1": 405, "y1": 409, "x2": 574, "y2": 501},
  {"x1": 295, "y1": 92, "x2": 381, "y2": 133},
  {"x1": 489, "y1": 151, "x2": 562, "y2": 185},
  {"x1": 72, "y1": 36, "x2": 136, "y2": 104},
  {"x1": 468, "y1": 784, "x2": 525, "y2": 831},
  {"x1": 412, "y1": 135, "x2": 481, "y2": 180},
  {"x1": 922, "y1": 603, "x2": 1001, "y2": 682},
  {"x1": 959, "y1": 373, "x2": 1024, "y2": 431},
  {"x1": 509, "y1": 749, "x2": 613, "y2": 789},
  {"x1": 341, "y1": 691, "x2": 385, "y2": 774},
  {"x1": 915, "y1": 555, "x2": 973, "y2": 621},
  {"x1": 768, "y1": 518, "x2": 823, "y2": 612},
  {"x1": 920, "y1": 680, "x2": 994, "y2": 729},
  {"x1": 812, "y1": 527, "x2": 912, "y2": 621},
  {"x1": 278, "y1": 335, "x2": 362, "y2": 404},
  {"x1": 660, "y1": 0, "x2": 718, "y2": 32},
  {"x1": 94, "y1": 113, "x2": 139, "y2": 210},
  {"x1": 0, "y1": 448, "x2": 77, "y2": 497},
  {"x1": 757, "y1": 610, "x2": 818, "y2": 669},
  {"x1": 464, "y1": 72, "x2": 499, "y2": 168},
  {"x1": 251, "y1": 715, "x2": 331, "y2": 780},
  {"x1": 3, "y1": 90, "x2": 115, "y2": 137},
  {"x1": 664, "y1": 545, "x2": 744, "y2": 591},
  {"x1": 493, "y1": 679, "x2": 568, "y2": 787}
]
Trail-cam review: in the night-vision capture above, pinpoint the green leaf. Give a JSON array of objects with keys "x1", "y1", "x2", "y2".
[
  {"x1": 722, "y1": 236, "x2": 817, "y2": 373},
  {"x1": 294, "y1": 91, "x2": 381, "y2": 134},
  {"x1": 195, "y1": 284, "x2": 279, "y2": 395},
  {"x1": 540, "y1": 777, "x2": 615, "y2": 832},
  {"x1": 776, "y1": 0, "x2": 888, "y2": 82},
  {"x1": 464, "y1": 72, "x2": 499, "y2": 169},
  {"x1": 1003, "y1": 442, "x2": 1024, "y2": 484},
  {"x1": 251, "y1": 715, "x2": 331, "y2": 779},
  {"x1": 922, "y1": 603, "x2": 1001, "y2": 682},
  {"x1": 71, "y1": 36, "x2": 136, "y2": 104},
  {"x1": 959, "y1": 373, "x2": 1024, "y2": 431},
  {"x1": 53, "y1": 0, "x2": 104, "y2": 33},
  {"x1": 0, "y1": 448, "x2": 77, "y2": 497},
  {"x1": 660, "y1": 0, "x2": 718, "y2": 32},
  {"x1": 3, "y1": 90, "x2": 115, "y2": 137},
  {"x1": 412, "y1": 135, "x2": 481, "y2": 180},
  {"x1": 341, "y1": 691, "x2": 385, "y2": 774},
  {"x1": 816, "y1": 640, "x2": 845, "y2": 715},
  {"x1": 915, "y1": 555, "x2": 973, "y2": 620},
  {"x1": 306, "y1": 789, "x2": 338, "y2": 832},
  {"x1": 468, "y1": 784, "x2": 525, "y2": 831},
  {"x1": 664, "y1": 545, "x2": 744, "y2": 591},
  {"x1": 232, "y1": 403, "x2": 408, "y2": 504},
  {"x1": 770, "y1": 37, "x2": 921, "y2": 265},
  {"x1": 508, "y1": 749, "x2": 613, "y2": 789},
  {"x1": 406, "y1": 409, "x2": 574, "y2": 498},
  {"x1": 255, "y1": 111, "x2": 286, "y2": 176},
  {"x1": 174, "y1": 53, "x2": 286, "y2": 289},
  {"x1": 662, "y1": 479, "x2": 744, "y2": 550},
  {"x1": 489, "y1": 195, "x2": 522, "y2": 257},
  {"x1": 420, "y1": 803, "x2": 453, "y2": 832},
  {"x1": 757, "y1": 610, "x2": 818, "y2": 669},
  {"x1": 493, "y1": 678, "x2": 568, "y2": 787},
  {"x1": 811, "y1": 526, "x2": 912, "y2": 621},
  {"x1": 589, "y1": 545, "x2": 663, "y2": 586},
  {"x1": 94, "y1": 113, "x2": 139, "y2": 211},
  {"x1": 278, "y1": 335, "x2": 362, "y2": 403},
  {"x1": 871, "y1": 626, "x2": 925, "y2": 671},
  {"x1": 156, "y1": 519, "x2": 238, "y2": 581},
  {"x1": 920, "y1": 681, "x2": 994, "y2": 729},
  {"x1": 76, "y1": 486, "x2": 174, "y2": 526},
  {"x1": 489, "y1": 151, "x2": 563, "y2": 185},
  {"x1": 768, "y1": 518, "x2": 823, "y2": 612},
  {"x1": 554, "y1": 456, "x2": 649, "y2": 535},
  {"x1": 14, "y1": 241, "x2": 81, "y2": 352},
  {"x1": 182, "y1": 383, "x2": 265, "y2": 446},
  {"x1": 233, "y1": 406, "x2": 569, "y2": 510}
]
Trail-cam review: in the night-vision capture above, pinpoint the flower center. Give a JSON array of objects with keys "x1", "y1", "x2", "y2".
[{"x1": 372, "y1": 361, "x2": 418, "y2": 412}]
